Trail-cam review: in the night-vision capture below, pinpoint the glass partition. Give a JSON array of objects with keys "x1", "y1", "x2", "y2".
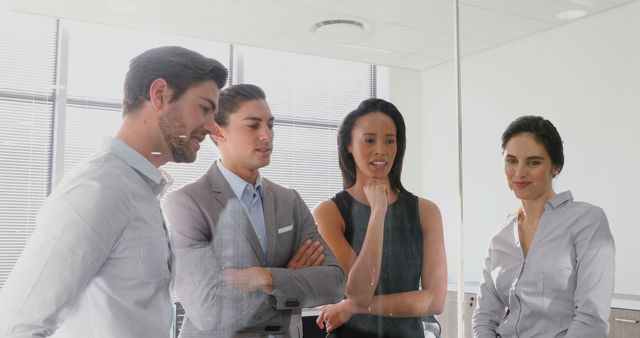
[{"x1": 452, "y1": 1, "x2": 640, "y2": 337}]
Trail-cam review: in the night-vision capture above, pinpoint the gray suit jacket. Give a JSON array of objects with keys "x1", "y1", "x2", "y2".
[{"x1": 163, "y1": 163, "x2": 344, "y2": 338}]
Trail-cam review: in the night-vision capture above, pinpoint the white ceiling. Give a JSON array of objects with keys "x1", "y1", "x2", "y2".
[{"x1": 2, "y1": 0, "x2": 636, "y2": 70}]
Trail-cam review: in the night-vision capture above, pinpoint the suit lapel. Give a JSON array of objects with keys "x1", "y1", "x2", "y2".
[
  {"x1": 208, "y1": 163, "x2": 266, "y2": 265},
  {"x1": 262, "y1": 182, "x2": 278, "y2": 265}
]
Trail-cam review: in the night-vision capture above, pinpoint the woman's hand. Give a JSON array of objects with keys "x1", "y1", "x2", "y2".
[
  {"x1": 316, "y1": 299, "x2": 355, "y2": 333},
  {"x1": 363, "y1": 178, "x2": 389, "y2": 212}
]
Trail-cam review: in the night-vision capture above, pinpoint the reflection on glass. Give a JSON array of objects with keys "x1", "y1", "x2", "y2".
[{"x1": 451, "y1": 1, "x2": 640, "y2": 337}]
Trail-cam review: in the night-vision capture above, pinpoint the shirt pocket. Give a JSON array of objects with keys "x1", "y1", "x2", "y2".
[
  {"x1": 274, "y1": 221, "x2": 295, "y2": 265},
  {"x1": 276, "y1": 223, "x2": 295, "y2": 250}
]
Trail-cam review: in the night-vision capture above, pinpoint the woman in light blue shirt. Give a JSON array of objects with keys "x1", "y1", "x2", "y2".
[{"x1": 472, "y1": 115, "x2": 615, "y2": 338}]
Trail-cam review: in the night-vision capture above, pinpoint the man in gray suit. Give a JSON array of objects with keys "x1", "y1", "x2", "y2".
[{"x1": 163, "y1": 84, "x2": 345, "y2": 338}]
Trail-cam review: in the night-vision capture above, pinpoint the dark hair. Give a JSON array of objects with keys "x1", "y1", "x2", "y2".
[
  {"x1": 215, "y1": 83, "x2": 266, "y2": 127},
  {"x1": 123, "y1": 46, "x2": 228, "y2": 115},
  {"x1": 337, "y1": 98, "x2": 407, "y2": 193},
  {"x1": 502, "y1": 115, "x2": 564, "y2": 175}
]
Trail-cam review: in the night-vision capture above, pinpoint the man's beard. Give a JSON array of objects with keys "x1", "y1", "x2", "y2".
[{"x1": 158, "y1": 104, "x2": 197, "y2": 163}]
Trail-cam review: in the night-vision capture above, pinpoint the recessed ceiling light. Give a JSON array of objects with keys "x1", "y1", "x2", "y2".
[
  {"x1": 312, "y1": 19, "x2": 366, "y2": 41},
  {"x1": 109, "y1": 1, "x2": 137, "y2": 14},
  {"x1": 557, "y1": 9, "x2": 587, "y2": 20}
]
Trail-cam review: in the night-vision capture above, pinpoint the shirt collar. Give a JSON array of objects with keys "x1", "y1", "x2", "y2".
[
  {"x1": 216, "y1": 160, "x2": 263, "y2": 201},
  {"x1": 546, "y1": 190, "x2": 573, "y2": 209},
  {"x1": 101, "y1": 137, "x2": 170, "y2": 196}
]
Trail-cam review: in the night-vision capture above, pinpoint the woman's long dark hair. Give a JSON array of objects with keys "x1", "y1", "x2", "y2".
[{"x1": 337, "y1": 98, "x2": 407, "y2": 193}]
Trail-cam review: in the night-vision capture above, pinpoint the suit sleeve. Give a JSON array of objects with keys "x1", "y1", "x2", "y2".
[
  {"x1": 267, "y1": 190, "x2": 345, "y2": 310},
  {"x1": 163, "y1": 190, "x2": 256, "y2": 332}
]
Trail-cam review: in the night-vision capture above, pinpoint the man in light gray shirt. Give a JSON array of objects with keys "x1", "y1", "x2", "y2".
[{"x1": 0, "y1": 46, "x2": 227, "y2": 338}]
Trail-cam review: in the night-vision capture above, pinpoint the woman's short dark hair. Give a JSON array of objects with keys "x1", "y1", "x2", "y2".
[
  {"x1": 123, "y1": 46, "x2": 228, "y2": 115},
  {"x1": 215, "y1": 84, "x2": 266, "y2": 127},
  {"x1": 337, "y1": 98, "x2": 407, "y2": 193},
  {"x1": 502, "y1": 115, "x2": 564, "y2": 175}
]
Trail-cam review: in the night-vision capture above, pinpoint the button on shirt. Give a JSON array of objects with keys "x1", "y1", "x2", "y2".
[
  {"x1": 216, "y1": 160, "x2": 267, "y2": 254},
  {"x1": 0, "y1": 137, "x2": 174, "y2": 338},
  {"x1": 472, "y1": 191, "x2": 615, "y2": 338}
]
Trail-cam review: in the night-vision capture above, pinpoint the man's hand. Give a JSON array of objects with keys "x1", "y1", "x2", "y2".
[
  {"x1": 287, "y1": 239, "x2": 325, "y2": 269},
  {"x1": 223, "y1": 240, "x2": 325, "y2": 293},
  {"x1": 223, "y1": 267, "x2": 274, "y2": 293}
]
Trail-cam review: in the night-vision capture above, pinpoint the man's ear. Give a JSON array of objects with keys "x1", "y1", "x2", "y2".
[
  {"x1": 149, "y1": 78, "x2": 172, "y2": 112},
  {"x1": 211, "y1": 123, "x2": 225, "y2": 144}
]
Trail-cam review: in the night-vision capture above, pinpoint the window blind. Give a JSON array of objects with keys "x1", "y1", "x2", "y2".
[
  {"x1": 0, "y1": 12, "x2": 58, "y2": 289},
  {"x1": 0, "y1": 17, "x2": 376, "y2": 292},
  {"x1": 239, "y1": 45, "x2": 373, "y2": 208},
  {"x1": 62, "y1": 20, "x2": 230, "y2": 194}
]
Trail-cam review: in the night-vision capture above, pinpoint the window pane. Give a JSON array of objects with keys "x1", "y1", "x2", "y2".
[
  {"x1": 0, "y1": 12, "x2": 57, "y2": 96},
  {"x1": 240, "y1": 46, "x2": 372, "y2": 207},
  {"x1": 0, "y1": 12, "x2": 57, "y2": 289},
  {"x1": 65, "y1": 19, "x2": 231, "y2": 102},
  {"x1": 63, "y1": 104, "x2": 121, "y2": 174},
  {"x1": 62, "y1": 20, "x2": 230, "y2": 191},
  {"x1": 265, "y1": 123, "x2": 341, "y2": 208},
  {"x1": 241, "y1": 46, "x2": 371, "y2": 125}
]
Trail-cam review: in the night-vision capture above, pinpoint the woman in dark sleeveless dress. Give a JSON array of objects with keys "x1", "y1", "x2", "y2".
[{"x1": 312, "y1": 98, "x2": 447, "y2": 338}]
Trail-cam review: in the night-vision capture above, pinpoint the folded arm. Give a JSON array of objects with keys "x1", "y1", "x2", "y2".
[
  {"x1": 267, "y1": 190, "x2": 345, "y2": 310},
  {"x1": 164, "y1": 191, "x2": 257, "y2": 332}
]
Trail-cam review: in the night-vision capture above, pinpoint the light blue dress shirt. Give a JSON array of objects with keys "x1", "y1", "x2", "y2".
[
  {"x1": 215, "y1": 161, "x2": 275, "y2": 338},
  {"x1": 216, "y1": 160, "x2": 267, "y2": 255},
  {"x1": 0, "y1": 137, "x2": 174, "y2": 338},
  {"x1": 472, "y1": 191, "x2": 615, "y2": 338}
]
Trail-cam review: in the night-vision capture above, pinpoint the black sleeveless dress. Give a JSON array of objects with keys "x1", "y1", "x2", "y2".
[{"x1": 330, "y1": 190, "x2": 436, "y2": 338}]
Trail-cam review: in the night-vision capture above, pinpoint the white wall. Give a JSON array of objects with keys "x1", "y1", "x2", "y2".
[
  {"x1": 386, "y1": 67, "x2": 425, "y2": 196},
  {"x1": 420, "y1": 61, "x2": 461, "y2": 288},
  {"x1": 421, "y1": 2, "x2": 640, "y2": 295}
]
